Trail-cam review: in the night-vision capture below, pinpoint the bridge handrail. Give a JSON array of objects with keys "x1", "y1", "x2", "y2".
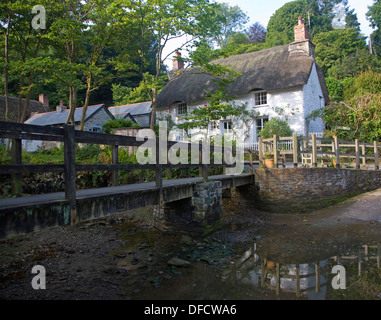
[{"x1": 0, "y1": 121, "x2": 250, "y2": 224}]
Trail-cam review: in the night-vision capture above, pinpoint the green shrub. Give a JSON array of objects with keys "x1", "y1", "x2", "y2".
[{"x1": 258, "y1": 118, "x2": 293, "y2": 139}]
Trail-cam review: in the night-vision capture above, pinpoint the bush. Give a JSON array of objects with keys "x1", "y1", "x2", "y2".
[
  {"x1": 102, "y1": 118, "x2": 135, "y2": 134},
  {"x1": 258, "y1": 118, "x2": 293, "y2": 139}
]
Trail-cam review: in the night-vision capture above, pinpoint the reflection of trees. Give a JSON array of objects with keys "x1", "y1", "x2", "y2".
[{"x1": 221, "y1": 243, "x2": 381, "y2": 300}]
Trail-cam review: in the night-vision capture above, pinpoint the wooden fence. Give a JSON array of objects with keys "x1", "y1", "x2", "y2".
[
  {"x1": 259, "y1": 134, "x2": 380, "y2": 170},
  {"x1": 0, "y1": 121, "x2": 247, "y2": 224}
]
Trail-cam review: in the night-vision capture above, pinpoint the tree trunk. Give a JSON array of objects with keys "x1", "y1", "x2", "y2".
[
  {"x1": 3, "y1": 14, "x2": 10, "y2": 122},
  {"x1": 80, "y1": 73, "x2": 92, "y2": 131},
  {"x1": 66, "y1": 86, "x2": 77, "y2": 125}
]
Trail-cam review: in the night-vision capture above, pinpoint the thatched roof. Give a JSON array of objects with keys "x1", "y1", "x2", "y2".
[
  {"x1": 157, "y1": 44, "x2": 329, "y2": 108},
  {"x1": 0, "y1": 95, "x2": 51, "y2": 122}
]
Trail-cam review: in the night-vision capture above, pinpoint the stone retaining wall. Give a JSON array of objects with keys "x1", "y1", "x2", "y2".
[{"x1": 253, "y1": 168, "x2": 381, "y2": 213}]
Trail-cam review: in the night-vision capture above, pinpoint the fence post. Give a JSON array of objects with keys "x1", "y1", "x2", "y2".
[
  {"x1": 355, "y1": 139, "x2": 360, "y2": 170},
  {"x1": 11, "y1": 138, "x2": 22, "y2": 196},
  {"x1": 293, "y1": 134, "x2": 298, "y2": 168},
  {"x1": 312, "y1": 134, "x2": 317, "y2": 168},
  {"x1": 249, "y1": 151, "x2": 253, "y2": 174},
  {"x1": 273, "y1": 134, "x2": 278, "y2": 168},
  {"x1": 201, "y1": 144, "x2": 209, "y2": 181},
  {"x1": 64, "y1": 125, "x2": 77, "y2": 225},
  {"x1": 258, "y1": 137, "x2": 263, "y2": 168},
  {"x1": 334, "y1": 136, "x2": 340, "y2": 169},
  {"x1": 112, "y1": 144, "x2": 119, "y2": 186},
  {"x1": 374, "y1": 141, "x2": 379, "y2": 171},
  {"x1": 362, "y1": 145, "x2": 366, "y2": 167}
]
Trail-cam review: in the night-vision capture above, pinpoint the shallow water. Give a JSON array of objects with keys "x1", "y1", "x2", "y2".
[{"x1": 132, "y1": 215, "x2": 381, "y2": 300}]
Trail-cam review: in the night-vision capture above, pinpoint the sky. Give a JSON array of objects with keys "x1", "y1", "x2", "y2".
[{"x1": 163, "y1": 0, "x2": 376, "y2": 68}]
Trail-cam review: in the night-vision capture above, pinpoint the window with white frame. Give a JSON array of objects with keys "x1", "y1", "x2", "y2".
[
  {"x1": 177, "y1": 102, "x2": 188, "y2": 116},
  {"x1": 222, "y1": 120, "x2": 232, "y2": 133},
  {"x1": 256, "y1": 117, "x2": 268, "y2": 140},
  {"x1": 210, "y1": 121, "x2": 219, "y2": 131},
  {"x1": 255, "y1": 92, "x2": 267, "y2": 106}
]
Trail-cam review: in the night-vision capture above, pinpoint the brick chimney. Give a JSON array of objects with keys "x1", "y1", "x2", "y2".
[
  {"x1": 294, "y1": 17, "x2": 309, "y2": 42},
  {"x1": 289, "y1": 17, "x2": 315, "y2": 58},
  {"x1": 39, "y1": 93, "x2": 49, "y2": 107},
  {"x1": 172, "y1": 50, "x2": 184, "y2": 72}
]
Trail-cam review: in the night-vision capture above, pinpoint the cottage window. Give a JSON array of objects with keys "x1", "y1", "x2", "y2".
[
  {"x1": 222, "y1": 121, "x2": 232, "y2": 133},
  {"x1": 255, "y1": 92, "x2": 267, "y2": 106},
  {"x1": 90, "y1": 126, "x2": 102, "y2": 133},
  {"x1": 256, "y1": 118, "x2": 268, "y2": 138},
  {"x1": 210, "y1": 121, "x2": 219, "y2": 131},
  {"x1": 177, "y1": 103, "x2": 188, "y2": 116}
]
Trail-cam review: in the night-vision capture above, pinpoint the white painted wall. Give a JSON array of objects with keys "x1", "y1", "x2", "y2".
[{"x1": 303, "y1": 62, "x2": 326, "y2": 135}]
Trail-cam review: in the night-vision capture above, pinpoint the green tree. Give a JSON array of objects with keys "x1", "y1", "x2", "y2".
[
  {"x1": 314, "y1": 28, "x2": 366, "y2": 75},
  {"x1": 126, "y1": 0, "x2": 221, "y2": 131},
  {"x1": 323, "y1": 70, "x2": 381, "y2": 142},
  {"x1": 206, "y1": 2, "x2": 249, "y2": 48},
  {"x1": 325, "y1": 77, "x2": 344, "y2": 101}
]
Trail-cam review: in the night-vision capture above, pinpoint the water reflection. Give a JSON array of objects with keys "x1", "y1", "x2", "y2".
[{"x1": 222, "y1": 243, "x2": 381, "y2": 300}]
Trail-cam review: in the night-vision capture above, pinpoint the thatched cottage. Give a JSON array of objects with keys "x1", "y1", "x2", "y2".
[{"x1": 156, "y1": 18, "x2": 329, "y2": 144}]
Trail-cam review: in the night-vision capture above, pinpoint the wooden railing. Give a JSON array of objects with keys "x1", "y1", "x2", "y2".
[
  {"x1": 258, "y1": 134, "x2": 380, "y2": 170},
  {"x1": 0, "y1": 121, "x2": 250, "y2": 223}
]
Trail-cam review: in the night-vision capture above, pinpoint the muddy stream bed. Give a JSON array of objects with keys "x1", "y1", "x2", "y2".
[{"x1": 1, "y1": 189, "x2": 381, "y2": 300}]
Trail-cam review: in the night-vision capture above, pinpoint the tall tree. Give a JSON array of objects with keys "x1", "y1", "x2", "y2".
[
  {"x1": 247, "y1": 22, "x2": 266, "y2": 44},
  {"x1": 314, "y1": 27, "x2": 367, "y2": 75},
  {"x1": 125, "y1": 0, "x2": 221, "y2": 130},
  {"x1": 265, "y1": 0, "x2": 354, "y2": 47},
  {"x1": 206, "y1": 2, "x2": 249, "y2": 48}
]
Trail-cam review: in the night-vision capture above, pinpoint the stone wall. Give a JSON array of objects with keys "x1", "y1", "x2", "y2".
[
  {"x1": 192, "y1": 181, "x2": 222, "y2": 224},
  {"x1": 253, "y1": 168, "x2": 381, "y2": 213}
]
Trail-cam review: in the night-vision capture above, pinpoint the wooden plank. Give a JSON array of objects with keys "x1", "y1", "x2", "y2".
[
  {"x1": 64, "y1": 125, "x2": 77, "y2": 225},
  {"x1": 0, "y1": 131, "x2": 65, "y2": 142},
  {"x1": 0, "y1": 164, "x2": 65, "y2": 174},
  {"x1": 273, "y1": 134, "x2": 278, "y2": 167},
  {"x1": 312, "y1": 134, "x2": 317, "y2": 167},
  {"x1": 112, "y1": 145, "x2": 119, "y2": 186},
  {"x1": 0, "y1": 121, "x2": 64, "y2": 135},
  {"x1": 375, "y1": 141, "x2": 379, "y2": 170},
  {"x1": 11, "y1": 139, "x2": 22, "y2": 196},
  {"x1": 293, "y1": 134, "x2": 298, "y2": 167},
  {"x1": 334, "y1": 136, "x2": 340, "y2": 168}
]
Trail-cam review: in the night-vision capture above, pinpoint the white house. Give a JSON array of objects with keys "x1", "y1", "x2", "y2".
[{"x1": 156, "y1": 18, "x2": 329, "y2": 145}]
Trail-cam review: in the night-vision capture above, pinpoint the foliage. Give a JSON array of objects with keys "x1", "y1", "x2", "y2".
[
  {"x1": 102, "y1": 118, "x2": 137, "y2": 134},
  {"x1": 205, "y1": 2, "x2": 249, "y2": 48},
  {"x1": 258, "y1": 118, "x2": 293, "y2": 139},
  {"x1": 323, "y1": 93, "x2": 381, "y2": 142},
  {"x1": 325, "y1": 77, "x2": 344, "y2": 101},
  {"x1": 328, "y1": 50, "x2": 381, "y2": 80},
  {"x1": 314, "y1": 28, "x2": 367, "y2": 75}
]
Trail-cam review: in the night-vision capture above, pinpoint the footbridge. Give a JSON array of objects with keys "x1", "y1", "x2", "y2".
[{"x1": 1, "y1": 121, "x2": 381, "y2": 238}]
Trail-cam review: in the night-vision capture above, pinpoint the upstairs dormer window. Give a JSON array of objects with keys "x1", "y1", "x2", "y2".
[
  {"x1": 255, "y1": 92, "x2": 267, "y2": 106},
  {"x1": 177, "y1": 102, "x2": 188, "y2": 116}
]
